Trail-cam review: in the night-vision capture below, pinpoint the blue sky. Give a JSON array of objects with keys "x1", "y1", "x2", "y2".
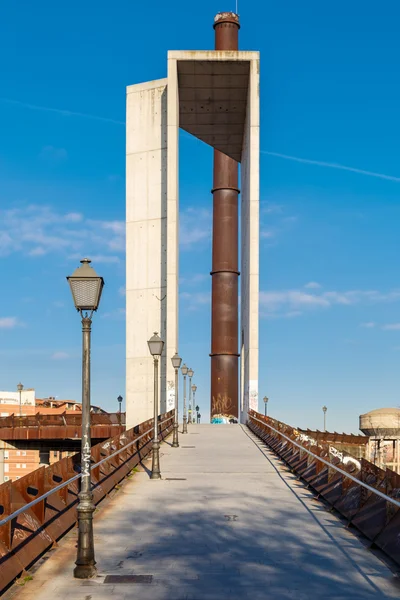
[{"x1": 1, "y1": 1, "x2": 400, "y2": 433}]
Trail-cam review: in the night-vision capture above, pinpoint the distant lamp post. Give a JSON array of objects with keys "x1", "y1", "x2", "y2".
[
  {"x1": 17, "y1": 383, "x2": 23, "y2": 420},
  {"x1": 181, "y1": 364, "x2": 188, "y2": 433},
  {"x1": 322, "y1": 406, "x2": 327, "y2": 431},
  {"x1": 263, "y1": 396, "x2": 269, "y2": 417},
  {"x1": 192, "y1": 384, "x2": 197, "y2": 423},
  {"x1": 171, "y1": 352, "x2": 182, "y2": 448},
  {"x1": 147, "y1": 332, "x2": 164, "y2": 479},
  {"x1": 117, "y1": 395, "x2": 123, "y2": 426},
  {"x1": 67, "y1": 258, "x2": 104, "y2": 579},
  {"x1": 198, "y1": 413, "x2": 201, "y2": 424},
  {"x1": 188, "y1": 368, "x2": 194, "y2": 424},
  {"x1": 196, "y1": 404, "x2": 200, "y2": 423}
]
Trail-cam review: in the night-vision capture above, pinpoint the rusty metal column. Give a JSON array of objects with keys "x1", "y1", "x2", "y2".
[{"x1": 210, "y1": 12, "x2": 240, "y2": 423}]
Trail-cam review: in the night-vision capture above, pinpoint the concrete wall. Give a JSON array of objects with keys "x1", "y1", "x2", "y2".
[
  {"x1": 166, "y1": 59, "x2": 179, "y2": 414},
  {"x1": 126, "y1": 79, "x2": 169, "y2": 428},
  {"x1": 240, "y1": 58, "x2": 260, "y2": 423}
]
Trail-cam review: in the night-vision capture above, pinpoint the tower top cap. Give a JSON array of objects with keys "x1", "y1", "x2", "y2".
[{"x1": 213, "y1": 12, "x2": 240, "y2": 29}]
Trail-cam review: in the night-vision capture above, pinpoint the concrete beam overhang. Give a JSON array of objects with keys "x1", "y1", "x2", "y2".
[{"x1": 169, "y1": 50, "x2": 259, "y2": 162}]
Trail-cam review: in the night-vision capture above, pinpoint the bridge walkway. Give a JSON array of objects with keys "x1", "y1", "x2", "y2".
[{"x1": 10, "y1": 424, "x2": 399, "y2": 600}]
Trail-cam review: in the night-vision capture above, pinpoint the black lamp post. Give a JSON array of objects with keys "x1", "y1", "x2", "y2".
[
  {"x1": 117, "y1": 395, "x2": 123, "y2": 426},
  {"x1": 263, "y1": 396, "x2": 269, "y2": 417},
  {"x1": 323, "y1": 406, "x2": 327, "y2": 431},
  {"x1": 148, "y1": 332, "x2": 164, "y2": 479},
  {"x1": 171, "y1": 353, "x2": 182, "y2": 447},
  {"x1": 181, "y1": 364, "x2": 188, "y2": 433},
  {"x1": 188, "y1": 368, "x2": 194, "y2": 424},
  {"x1": 67, "y1": 258, "x2": 104, "y2": 579}
]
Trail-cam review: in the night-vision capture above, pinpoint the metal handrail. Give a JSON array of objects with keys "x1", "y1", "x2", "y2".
[
  {"x1": 249, "y1": 414, "x2": 400, "y2": 510},
  {"x1": 0, "y1": 415, "x2": 173, "y2": 527}
]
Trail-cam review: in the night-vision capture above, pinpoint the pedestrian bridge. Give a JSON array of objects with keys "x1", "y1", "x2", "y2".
[{"x1": 1, "y1": 414, "x2": 399, "y2": 599}]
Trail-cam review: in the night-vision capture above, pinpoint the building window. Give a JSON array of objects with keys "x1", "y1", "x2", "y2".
[
  {"x1": 22, "y1": 464, "x2": 27, "y2": 469},
  {"x1": 15, "y1": 476, "x2": 20, "y2": 480},
  {"x1": 4, "y1": 451, "x2": 9, "y2": 459},
  {"x1": 4, "y1": 476, "x2": 9, "y2": 482},
  {"x1": 53, "y1": 451, "x2": 58, "y2": 458},
  {"x1": 22, "y1": 451, "x2": 27, "y2": 456},
  {"x1": 16, "y1": 464, "x2": 20, "y2": 469},
  {"x1": 4, "y1": 464, "x2": 9, "y2": 473},
  {"x1": 16, "y1": 451, "x2": 21, "y2": 456}
]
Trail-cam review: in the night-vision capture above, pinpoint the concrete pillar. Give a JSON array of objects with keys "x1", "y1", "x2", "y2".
[
  {"x1": 240, "y1": 55, "x2": 260, "y2": 422},
  {"x1": 126, "y1": 80, "x2": 170, "y2": 428}
]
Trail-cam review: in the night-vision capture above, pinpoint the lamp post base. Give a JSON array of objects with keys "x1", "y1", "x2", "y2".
[
  {"x1": 182, "y1": 416, "x2": 188, "y2": 434},
  {"x1": 74, "y1": 492, "x2": 97, "y2": 579},
  {"x1": 151, "y1": 440, "x2": 161, "y2": 479},
  {"x1": 172, "y1": 423, "x2": 179, "y2": 447}
]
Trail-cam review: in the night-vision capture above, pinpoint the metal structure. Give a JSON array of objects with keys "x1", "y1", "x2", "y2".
[
  {"x1": 210, "y1": 13, "x2": 240, "y2": 423},
  {"x1": 147, "y1": 333, "x2": 164, "y2": 479},
  {"x1": 188, "y1": 368, "x2": 194, "y2": 424},
  {"x1": 181, "y1": 364, "x2": 188, "y2": 434},
  {"x1": 0, "y1": 411, "x2": 174, "y2": 594},
  {"x1": 192, "y1": 385, "x2": 197, "y2": 423},
  {"x1": 67, "y1": 258, "x2": 104, "y2": 579},
  {"x1": 17, "y1": 383, "x2": 23, "y2": 420},
  {"x1": 248, "y1": 410, "x2": 400, "y2": 567},
  {"x1": 171, "y1": 353, "x2": 182, "y2": 448},
  {"x1": 0, "y1": 412, "x2": 124, "y2": 445}
]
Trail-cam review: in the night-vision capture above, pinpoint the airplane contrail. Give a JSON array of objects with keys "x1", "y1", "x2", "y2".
[
  {"x1": 3, "y1": 96, "x2": 399, "y2": 183},
  {"x1": 0, "y1": 98, "x2": 125, "y2": 126},
  {"x1": 262, "y1": 150, "x2": 400, "y2": 183}
]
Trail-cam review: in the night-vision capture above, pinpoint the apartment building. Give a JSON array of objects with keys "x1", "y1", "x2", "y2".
[{"x1": 0, "y1": 388, "x2": 96, "y2": 483}]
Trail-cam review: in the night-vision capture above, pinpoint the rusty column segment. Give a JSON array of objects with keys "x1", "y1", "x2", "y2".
[{"x1": 210, "y1": 12, "x2": 240, "y2": 422}]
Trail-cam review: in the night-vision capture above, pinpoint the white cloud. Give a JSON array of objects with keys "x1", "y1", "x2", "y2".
[
  {"x1": 51, "y1": 351, "x2": 70, "y2": 360},
  {"x1": 64, "y1": 212, "x2": 83, "y2": 223},
  {"x1": 304, "y1": 282, "x2": 321, "y2": 289},
  {"x1": 180, "y1": 291, "x2": 210, "y2": 311},
  {"x1": 0, "y1": 205, "x2": 125, "y2": 261},
  {"x1": 261, "y1": 203, "x2": 284, "y2": 214},
  {"x1": 259, "y1": 288, "x2": 400, "y2": 319},
  {"x1": 180, "y1": 208, "x2": 211, "y2": 248},
  {"x1": 361, "y1": 322, "x2": 376, "y2": 328},
  {"x1": 382, "y1": 323, "x2": 400, "y2": 331},
  {"x1": 0, "y1": 317, "x2": 20, "y2": 329},
  {"x1": 118, "y1": 286, "x2": 126, "y2": 296},
  {"x1": 260, "y1": 230, "x2": 275, "y2": 240},
  {"x1": 39, "y1": 145, "x2": 68, "y2": 161}
]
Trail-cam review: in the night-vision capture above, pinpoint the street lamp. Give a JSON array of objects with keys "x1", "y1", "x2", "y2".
[
  {"x1": 322, "y1": 406, "x2": 327, "y2": 431},
  {"x1": 192, "y1": 384, "x2": 197, "y2": 424},
  {"x1": 181, "y1": 364, "x2": 188, "y2": 433},
  {"x1": 171, "y1": 352, "x2": 182, "y2": 448},
  {"x1": 196, "y1": 404, "x2": 200, "y2": 423},
  {"x1": 67, "y1": 258, "x2": 104, "y2": 579},
  {"x1": 188, "y1": 368, "x2": 194, "y2": 424},
  {"x1": 148, "y1": 332, "x2": 164, "y2": 479},
  {"x1": 17, "y1": 383, "x2": 23, "y2": 420},
  {"x1": 263, "y1": 396, "x2": 269, "y2": 417},
  {"x1": 117, "y1": 395, "x2": 123, "y2": 426}
]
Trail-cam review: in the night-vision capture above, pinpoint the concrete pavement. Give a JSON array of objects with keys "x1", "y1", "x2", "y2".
[{"x1": 8, "y1": 424, "x2": 400, "y2": 600}]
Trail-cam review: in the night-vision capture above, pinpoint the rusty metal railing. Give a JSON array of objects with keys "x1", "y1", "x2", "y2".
[
  {"x1": 248, "y1": 410, "x2": 400, "y2": 567},
  {"x1": 0, "y1": 411, "x2": 174, "y2": 594}
]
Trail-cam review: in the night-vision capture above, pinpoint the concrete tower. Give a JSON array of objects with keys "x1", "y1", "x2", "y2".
[{"x1": 125, "y1": 12, "x2": 259, "y2": 429}]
